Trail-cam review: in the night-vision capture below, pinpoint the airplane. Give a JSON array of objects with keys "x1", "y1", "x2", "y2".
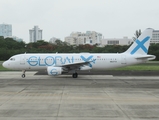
[{"x1": 2, "y1": 28, "x2": 156, "y2": 78}]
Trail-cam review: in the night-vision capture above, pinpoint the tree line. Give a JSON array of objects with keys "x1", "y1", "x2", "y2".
[{"x1": 0, "y1": 36, "x2": 159, "y2": 61}]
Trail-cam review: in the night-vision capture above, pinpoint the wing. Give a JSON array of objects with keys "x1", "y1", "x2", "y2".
[{"x1": 55, "y1": 61, "x2": 92, "y2": 71}]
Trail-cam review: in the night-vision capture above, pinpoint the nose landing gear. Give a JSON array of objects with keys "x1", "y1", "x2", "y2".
[
  {"x1": 22, "y1": 70, "x2": 26, "y2": 78},
  {"x1": 72, "y1": 72, "x2": 78, "y2": 78}
]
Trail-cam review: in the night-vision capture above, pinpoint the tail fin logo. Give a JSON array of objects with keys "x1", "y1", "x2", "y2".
[{"x1": 130, "y1": 36, "x2": 150, "y2": 55}]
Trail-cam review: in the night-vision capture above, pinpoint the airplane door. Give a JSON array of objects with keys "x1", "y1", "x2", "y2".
[
  {"x1": 121, "y1": 55, "x2": 126, "y2": 64},
  {"x1": 20, "y1": 55, "x2": 25, "y2": 65}
]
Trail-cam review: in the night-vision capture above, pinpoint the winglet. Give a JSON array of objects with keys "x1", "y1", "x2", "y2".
[{"x1": 124, "y1": 28, "x2": 153, "y2": 55}]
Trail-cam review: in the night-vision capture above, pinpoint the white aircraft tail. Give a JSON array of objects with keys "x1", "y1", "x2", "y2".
[{"x1": 124, "y1": 28, "x2": 153, "y2": 55}]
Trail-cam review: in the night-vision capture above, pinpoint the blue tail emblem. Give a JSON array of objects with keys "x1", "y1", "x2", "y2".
[
  {"x1": 131, "y1": 36, "x2": 150, "y2": 55},
  {"x1": 80, "y1": 55, "x2": 96, "y2": 67}
]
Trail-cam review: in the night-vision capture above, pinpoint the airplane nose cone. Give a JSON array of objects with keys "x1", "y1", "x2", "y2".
[
  {"x1": 2, "y1": 62, "x2": 6, "y2": 68},
  {"x1": 2, "y1": 61, "x2": 8, "y2": 68}
]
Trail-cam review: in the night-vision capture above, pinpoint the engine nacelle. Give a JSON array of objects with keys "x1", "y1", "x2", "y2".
[
  {"x1": 47, "y1": 67, "x2": 63, "y2": 76},
  {"x1": 80, "y1": 65, "x2": 92, "y2": 70}
]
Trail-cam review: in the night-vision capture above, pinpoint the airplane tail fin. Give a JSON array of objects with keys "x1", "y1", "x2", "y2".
[{"x1": 124, "y1": 28, "x2": 153, "y2": 55}]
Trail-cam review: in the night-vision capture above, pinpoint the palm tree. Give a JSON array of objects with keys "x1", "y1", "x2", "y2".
[{"x1": 133, "y1": 29, "x2": 142, "y2": 41}]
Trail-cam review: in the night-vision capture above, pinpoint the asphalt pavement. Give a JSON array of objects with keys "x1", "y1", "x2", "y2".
[{"x1": 0, "y1": 72, "x2": 159, "y2": 120}]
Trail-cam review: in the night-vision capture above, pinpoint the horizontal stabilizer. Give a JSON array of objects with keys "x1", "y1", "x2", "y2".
[{"x1": 135, "y1": 55, "x2": 156, "y2": 60}]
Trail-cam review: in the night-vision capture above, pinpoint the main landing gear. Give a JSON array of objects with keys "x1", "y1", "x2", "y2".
[
  {"x1": 22, "y1": 70, "x2": 26, "y2": 78},
  {"x1": 72, "y1": 72, "x2": 78, "y2": 78}
]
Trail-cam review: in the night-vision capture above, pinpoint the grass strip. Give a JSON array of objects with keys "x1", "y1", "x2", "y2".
[{"x1": 113, "y1": 65, "x2": 159, "y2": 70}]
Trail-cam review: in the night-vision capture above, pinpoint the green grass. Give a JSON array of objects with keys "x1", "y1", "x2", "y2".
[
  {"x1": 112, "y1": 61, "x2": 159, "y2": 70},
  {"x1": 0, "y1": 65, "x2": 11, "y2": 71},
  {"x1": 113, "y1": 65, "x2": 159, "y2": 71},
  {"x1": 0, "y1": 61, "x2": 12, "y2": 71}
]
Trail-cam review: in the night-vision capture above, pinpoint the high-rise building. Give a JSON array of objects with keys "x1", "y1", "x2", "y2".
[
  {"x1": 29, "y1": 26, "x2": 42, "y2": 42},
  {"x1": 0, "y1": 23, "x2": 12, "y2": 37}
]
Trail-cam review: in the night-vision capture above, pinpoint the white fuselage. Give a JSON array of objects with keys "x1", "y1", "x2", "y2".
[{"x1": 3, "y1": 53, "x2": 145, "y2": 71}]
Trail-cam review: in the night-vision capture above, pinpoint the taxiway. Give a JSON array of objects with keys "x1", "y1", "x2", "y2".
[{"x1": 0, "y1": 72, "x2": 159, "y2": 120}]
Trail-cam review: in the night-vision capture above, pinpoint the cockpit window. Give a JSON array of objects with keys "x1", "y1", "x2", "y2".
[{"x1": 10, "y1": 58, "x2": 15, "y2": 61}]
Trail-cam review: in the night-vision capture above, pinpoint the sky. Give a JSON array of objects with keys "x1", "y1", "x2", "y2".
[{"x1": 0, "y1": 0, "x2": 159, "y2": 43}]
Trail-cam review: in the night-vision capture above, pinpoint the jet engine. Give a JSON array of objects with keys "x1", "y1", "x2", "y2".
[
  {"x1": 47, "y1": 67, "x2": 63, "y2": 76},
  {"x1": 80, "y1": 65, "x2": 92, "y2": 70}
]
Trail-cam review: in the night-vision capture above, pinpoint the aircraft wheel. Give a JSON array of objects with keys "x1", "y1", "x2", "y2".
[
  {"x1": 72, "y1": 73, "x2": 78, "y2": 78},
  {"x1": 22, "y1": 74, "x2": 25, "y2": 78}
]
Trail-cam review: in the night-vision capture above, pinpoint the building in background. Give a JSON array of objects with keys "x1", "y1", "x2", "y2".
[
  {"x1": 29, "y1": 26, "x2": 42, "y2": 43},
  {"x1": 150, "y1": 30, "x2": 159, "y2": 44},
  {"x1": 0, "y1": 23, "x2": 12, "y2": 37},
  {"x1": 65, "y1": 31, "x2": 102, "y2": 46},
  {"x1": 49, "y1": 37, "x2": 60, "y2": 44},
  {"x1": 101, "y1": 37, "x2": 132, "y2": 47}
]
